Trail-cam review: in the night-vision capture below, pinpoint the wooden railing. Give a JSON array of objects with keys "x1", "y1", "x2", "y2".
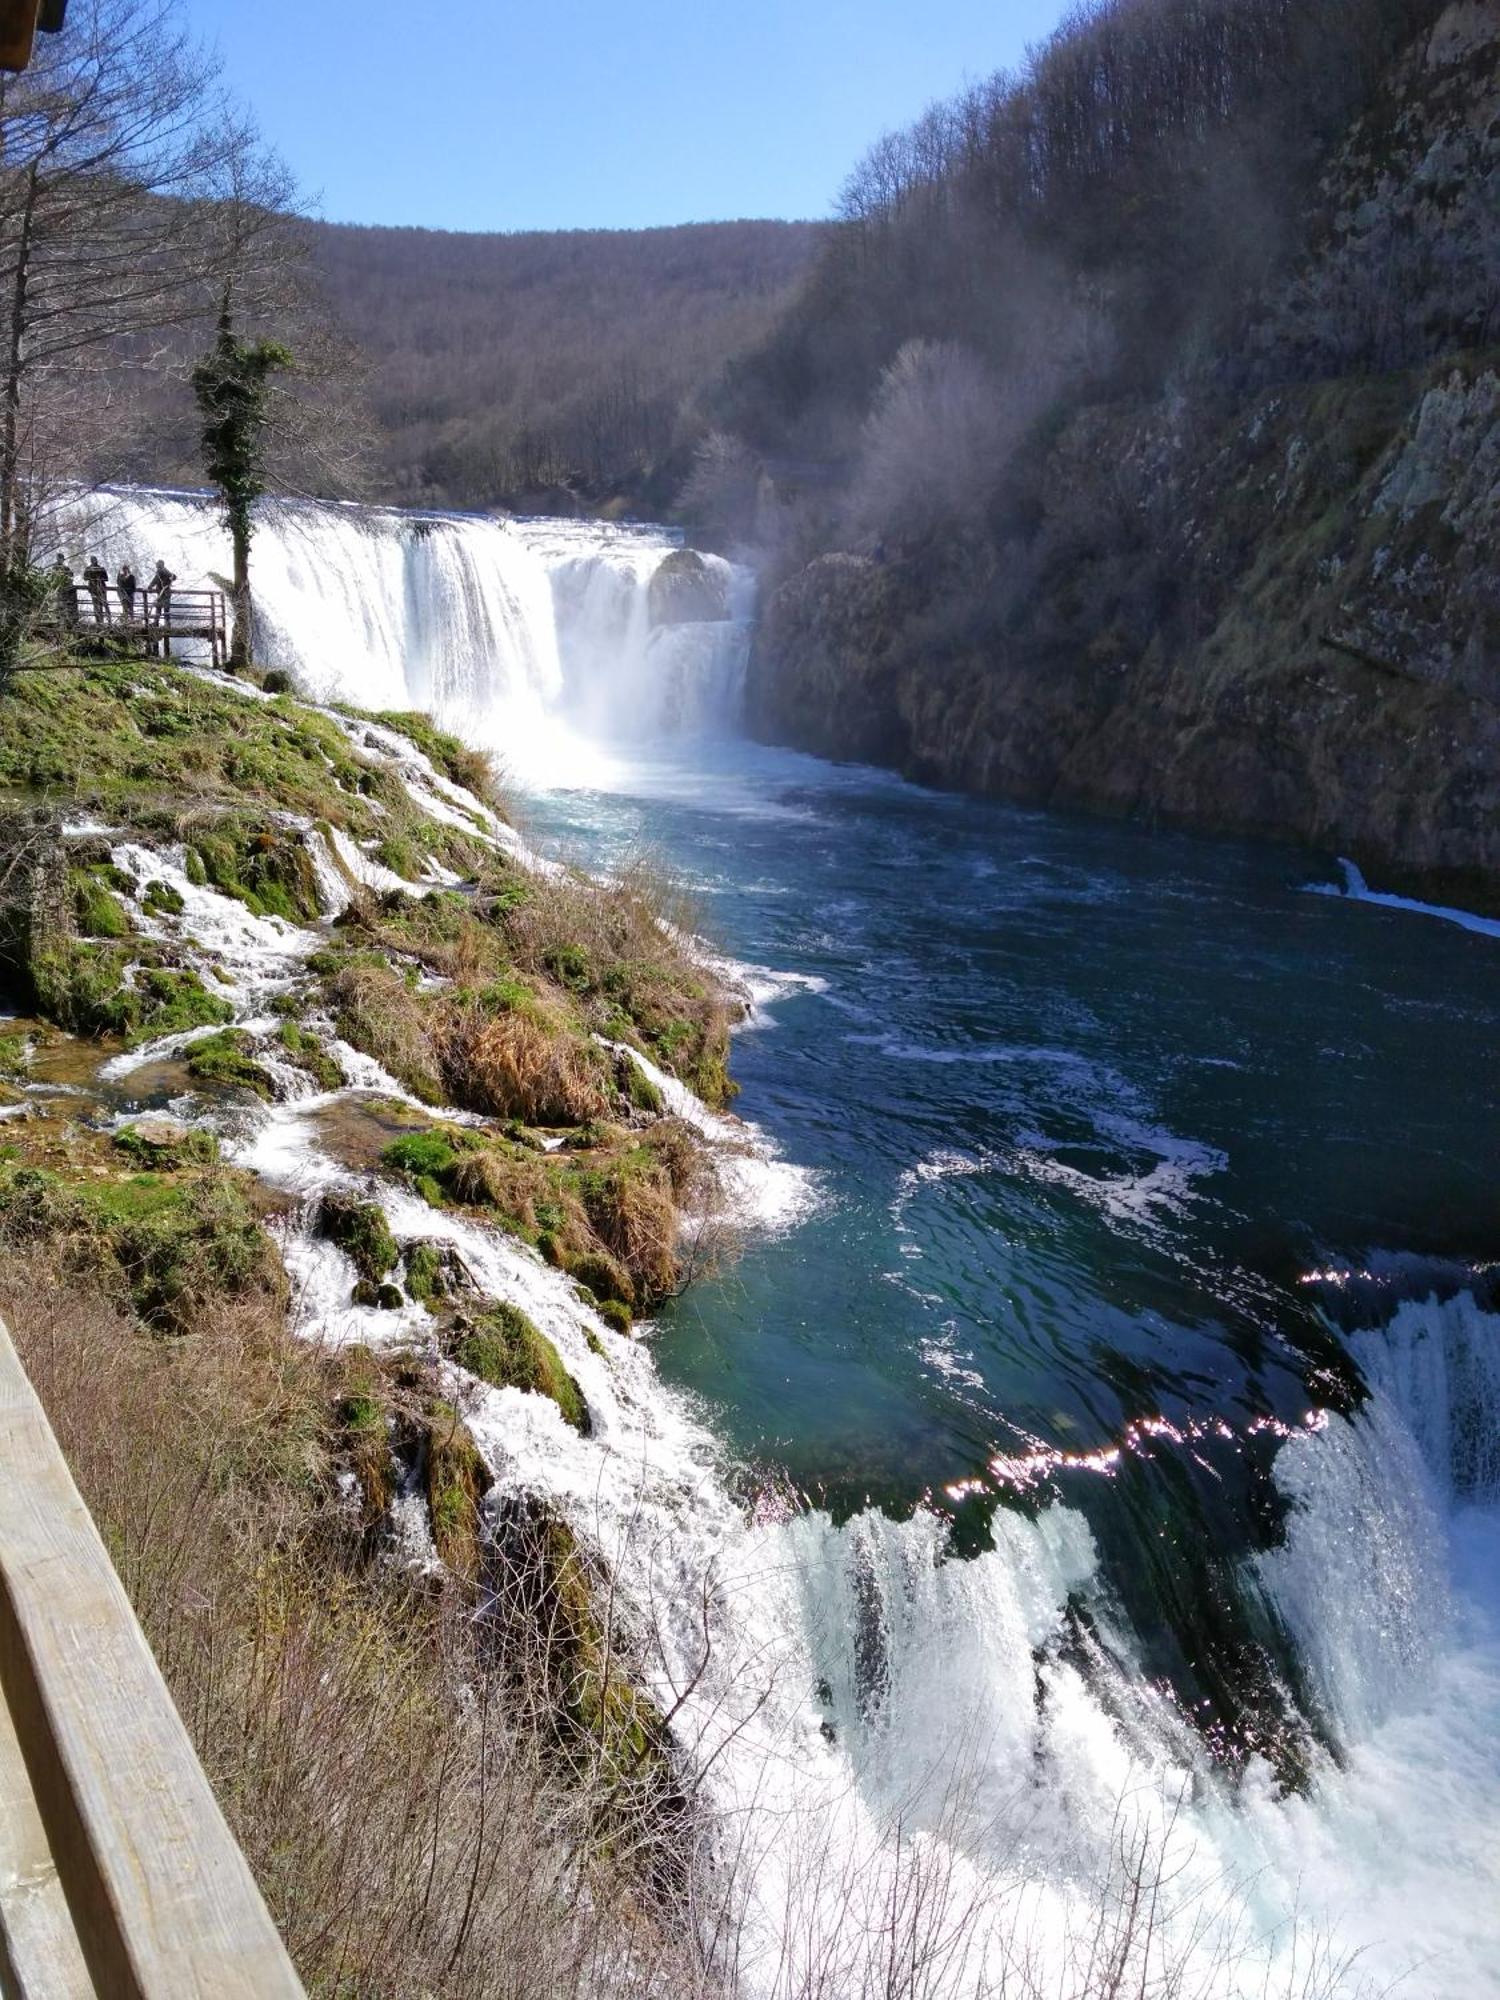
[
  {"x1": 38, "y1": 590, "x2": 230, "y2": 668},
  {"x1": 0, "y1": 1316, "x2": 304, "y2": 1998}
]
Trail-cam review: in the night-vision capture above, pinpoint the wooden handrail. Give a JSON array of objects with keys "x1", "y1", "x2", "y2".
[{"x1": 0, "y1": 1317, "x2": 304, "y2": 1998}]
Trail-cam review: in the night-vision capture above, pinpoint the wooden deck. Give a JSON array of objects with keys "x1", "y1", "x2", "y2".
[
  {"x1": 0, "y1": 1315, "x2": 304, "y2": 1998},
  {"x1": 38, "y1": 590, "x2": 230, "y2": 668}
]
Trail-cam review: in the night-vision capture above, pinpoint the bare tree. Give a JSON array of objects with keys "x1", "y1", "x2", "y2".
[{"x1": 0, "y1": 0, "x2": 300, "y2": 567}]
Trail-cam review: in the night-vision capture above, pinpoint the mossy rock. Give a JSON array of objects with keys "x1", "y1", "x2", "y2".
[
  {"x1": 596, "y1": 1299, "x2": 633, "y2": 1336},
  {"x1": 277, "y1": 1019, "x2": 343, "y2": 1091},
  {"x1": 141, "y1": 878, "x2": 185, "y2": 918},
  {"x1": 113, "y1": 1119, "x2": 219, "y2": 1170},
  {"x1": 186, "y1": 1029, "x2": 274, "y2": 1099},
  {"x1": 319, "y1": 1195, "x2": 400, "y2": 1286},
  {"x1": 70, "y1": 867, "x2": 131, "y2": 939},
  {"x1": 454, "y1": 1299, "x2": 588, "y2": 1434},
  {"x1": 424, "y1": 1399, "x2": 491, "y2": 1580},
  {"x1": 337, "y1": 1346, "x2": 395, "y2": 1526},
  {"x1": 403, "y1": 1239, "x2": 470, "y2": 1308},
  {"x1": 566, "y1": 1249, "x2": 635, "y2": 1312},
  {"x1": 490, "y1": 1502, "x2": 671, "y2": 1799}
]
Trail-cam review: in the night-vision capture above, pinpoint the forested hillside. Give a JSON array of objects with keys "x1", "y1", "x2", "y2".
[
  {"x1": 308, "y1": 220, "x2": 819, "y2": 513},
  {"x1": 728, "y1": 0, "x2": 1500, "y2": 908}
]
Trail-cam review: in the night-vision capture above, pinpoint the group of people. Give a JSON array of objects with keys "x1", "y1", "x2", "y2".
[{"x1": 48, "y1": 554, "x2": 177, "y2": 630}]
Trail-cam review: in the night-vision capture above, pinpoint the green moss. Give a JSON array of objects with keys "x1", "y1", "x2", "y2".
[
  {"x1": 132, "y1": 968, "x2": 234, "y2": 1043},
  {"x1": 455, "y1": 1300, "x2": 588, "y2": 1434},
  {"x1": 381, "y1": 1130, "x2": 460, "y2": 1184},
  {"x1": 496, "y1": 1508, "x2": 667, "y2": 1792},
  {"x1": 191, "y1": 823, "x2": 321, "y2": 923},
  {"x1": 70, "y1": 868, "x2": 131, "y2": 939},
  {"x1": 141, "y1": 878, "x2": 185, "y2": 917},
  {"x1": 402, "y1": 1241, "x2": 446, "y2": 1305},
  {"x1": 277, "y1": 1019, "x2": 343, "y2": 1091},
  {"x1": 186, "y1": 1029, "x2": 274, "y2": 1099},
  {"x1": 113, "y1": 1121, "x2": 220, "y2": 1169},
  {"x1": 30, "y1": 939, "x2": 134, "y2": 1037},
  {"x1": 319, "y1": 1195, "x2": 399, "y2": 1285},
  {"x1": 184, "y1": 847, "x2": 208, "y2": 886},
  {"x1": 597, "y1": 1299, "x2": 633, "y2": 1336},
  {"x1": 0, "y1": 1031, "x2": 29, "y2": 1075},
  {"x1": 621, "y1": 1058, "x2": 664, "y2": 1115},
  {"x1": 374, "y1": 834, "x2": 423, "y2": 881},
  {"x1": 425, "y1": 1400, "x2": 491, "y2": 1579},
  {"x1": 337, "y1": 1347, "x2": 394, "y2": 1523},
  {"x1": 566, "y1": 1250, "x2": 635, "y2": 1311}
]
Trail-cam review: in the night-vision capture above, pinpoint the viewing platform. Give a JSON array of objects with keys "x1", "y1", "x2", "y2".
[
  {"x1": 36, "y1": 590, "x2": 230, "y2": 669},
  {"x1": 0, "y1": 1315, "x2": 303, "y2": 1998}
]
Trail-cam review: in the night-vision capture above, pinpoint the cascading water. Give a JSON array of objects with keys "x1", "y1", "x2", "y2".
[
  {"x1": 62, "y1": 487, "x2": 752, "y2": 777},
  {"x1": 57, "y1": 487, "x2": 1500, "y2": 1994}
]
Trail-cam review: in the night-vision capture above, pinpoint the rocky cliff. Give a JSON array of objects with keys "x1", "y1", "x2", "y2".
[{"x1": 748, "y1": 5, "x2": 1500, "y2": 909}]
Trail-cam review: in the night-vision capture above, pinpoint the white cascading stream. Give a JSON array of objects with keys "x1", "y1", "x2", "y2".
[{"x1": 60, "y1": 487, "x2": 752, "y2": 778}]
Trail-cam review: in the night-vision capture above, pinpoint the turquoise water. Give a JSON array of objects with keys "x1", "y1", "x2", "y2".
[{"x1": 531, "y1": 741, "x2": 1499, "y2": 1760}]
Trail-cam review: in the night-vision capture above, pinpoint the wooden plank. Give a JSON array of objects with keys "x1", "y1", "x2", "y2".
[
  {"x1": 0, "y1": 1691, "x2": 93, "y2": 1999},
  {"x1": 0, "y1": 1318, "x2": 305, "y2": 2000}
]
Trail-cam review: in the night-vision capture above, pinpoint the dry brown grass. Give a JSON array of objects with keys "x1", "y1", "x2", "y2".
[
  {"x1": 433, "y1": 998, "x2": 609, "y2": 1126},
  {"x1": 327, "y1": 961, "x2": 444, "y2": 1105},
  {"x1": 0, "y1": 1252, "x2": 711, "y2": 1999}
]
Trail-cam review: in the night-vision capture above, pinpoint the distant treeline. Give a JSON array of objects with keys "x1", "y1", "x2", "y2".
[
  {"x1": 305, "y1": 218, "x2": 820, "y2": 513},
  {"x1": 695, "y1": 0, "x2": 1458, "y2": 552}
]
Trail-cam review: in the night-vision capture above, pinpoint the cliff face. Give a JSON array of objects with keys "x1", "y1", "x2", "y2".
[{"x1": 748, "y1": 6, "x2": 1500, "y2": 908}]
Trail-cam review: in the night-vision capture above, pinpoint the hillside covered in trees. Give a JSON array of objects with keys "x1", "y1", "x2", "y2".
[
  {"x1": 308, "y1": 219, "x2": 820, "y2": 513},
  {"x1": 721, "y1": 0, "x2": 1500, "y2": 908},
  {"x1": 100, "y1": 217, "x2": 821, "y2": 516}
]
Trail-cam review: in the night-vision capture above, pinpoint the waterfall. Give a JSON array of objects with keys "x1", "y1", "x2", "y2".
[{"x1": 62, "y1": 487, "x2": 751, "y2": 774}]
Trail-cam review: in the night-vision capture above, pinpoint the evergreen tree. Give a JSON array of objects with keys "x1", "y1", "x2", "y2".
[{"x1": 192, "y1": 293, "x2": 291, "y2": 671}]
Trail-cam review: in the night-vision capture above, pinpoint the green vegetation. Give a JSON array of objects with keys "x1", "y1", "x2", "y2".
[
  {"x1": 278, "y1": 1019, "x2": 343, "y2": 1091},
  {"x1": 455, "y1": 1300, "x2": 588, "y2": 1434},
  {"x1": 0, "y1": 1140, "x2": 283, "y2": 1334},
  {"x1": 424, "y1": 1399, "x2": 491, "y2": 1580},
  {"x1": 319, "y1": 1195, "x2": 400, "y2": 1287},
  {"x1": 187, "y1": 1029, "x2": 274, "y2": 1098},
  {"x1": 141, "y1": 878, "x2": 186, "y2": 917},
  {"x1": 71, "y1": 866, "x2": 131, "y2": 938}
]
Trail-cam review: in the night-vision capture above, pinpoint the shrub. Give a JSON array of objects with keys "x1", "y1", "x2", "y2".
[
  {"x1": 433, "y1": 999, "x2": 608, "y2": 1126},
  {"x1": 326, "y1": 962, "x2": 443, "y2": 1105}
]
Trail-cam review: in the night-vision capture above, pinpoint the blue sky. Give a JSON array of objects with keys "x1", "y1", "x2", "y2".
[{"x1": 179, "y1": 0, "x2": 1070, "y2": 234}]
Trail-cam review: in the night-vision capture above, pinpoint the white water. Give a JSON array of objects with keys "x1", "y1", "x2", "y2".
[
  {"x1": 70, "y1": 499, "x2": 1500, "y2": 1995},
  {"x1": 62, "y1": 487, "x2": 751, "y2": 785},
  {"x1": 1308, "y1": 857, "x2": 1500, "y2": 940}
]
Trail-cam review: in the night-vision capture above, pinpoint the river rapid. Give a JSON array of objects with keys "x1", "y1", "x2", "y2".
[{"x1": 69, "y1": 491, "x2": 1500, "y2": 1998}]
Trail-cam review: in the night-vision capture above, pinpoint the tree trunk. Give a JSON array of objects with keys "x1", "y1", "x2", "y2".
[
  {"x1": 1, "y1": 165, "x2": 40, "y2": 569},
  {"x1": 229, "y1": 508, "x2": 251, "y2": 671}
]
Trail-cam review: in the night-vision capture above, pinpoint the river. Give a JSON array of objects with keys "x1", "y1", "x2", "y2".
[{"x1": 72, "y1": 489, "x2": 1500, "y2": 1996}]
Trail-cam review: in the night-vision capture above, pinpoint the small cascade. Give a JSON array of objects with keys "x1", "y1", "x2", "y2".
[{"x1": 63, "y1": 487, "x2": 754, "y2": 770}]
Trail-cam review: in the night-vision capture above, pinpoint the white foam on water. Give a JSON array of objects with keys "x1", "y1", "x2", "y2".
[
  {"x1": 1307, "y1": 858, "x2": 1500, "y2": 939},
  {"x1": 601, "y1": 1037, "x2": 822, "y2": 1237}
]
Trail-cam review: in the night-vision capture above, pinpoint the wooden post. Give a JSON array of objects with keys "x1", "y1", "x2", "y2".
[{"x1": 0, "y1": 1318, "x2": 305, "y2": 1999}]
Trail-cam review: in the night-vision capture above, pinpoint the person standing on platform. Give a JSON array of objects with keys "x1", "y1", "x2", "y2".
[
  {"x1": 147, "y1": 559, "x2": 176, "y2": 655},
  {"x1": 83, "y1": 555, "x2": 110, "y2": 625},
  {"x1": 115, "y1": 562, "x2": 137, "y2": 624}
]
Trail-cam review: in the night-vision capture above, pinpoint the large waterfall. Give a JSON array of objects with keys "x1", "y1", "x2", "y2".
[{"x1": 62, "y1": 487, "x2": 751, "y2": 780}]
